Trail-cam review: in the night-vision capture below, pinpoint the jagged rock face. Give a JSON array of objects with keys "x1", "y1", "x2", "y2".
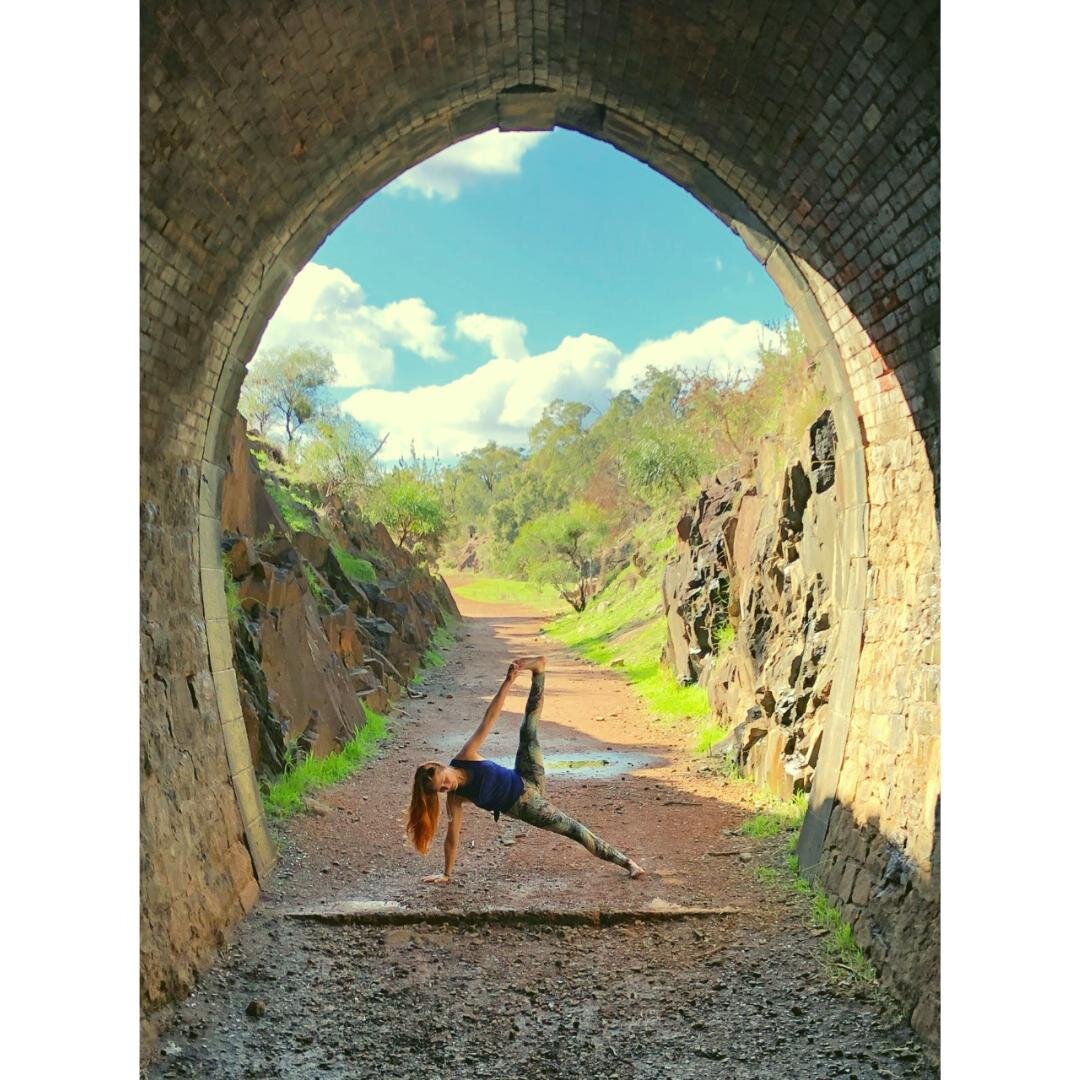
[
  {"x1": 663, "y1": 411, "x2": 840, "y2": 799},
  {"x1": 220, "y1": 415, "x2": 287, "y2": 538},
  {"x1": 237, "y1": 563, "x2": 362, "y2": 758},
  {"x1": 218, "y1": 415, "x2": 459, "y2": 772}
]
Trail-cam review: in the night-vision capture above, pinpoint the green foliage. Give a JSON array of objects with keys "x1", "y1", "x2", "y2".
[
  {"x1": 809, "y1": 892, "x2": 878, "y2": 982},
  {"x1": 712, "y1": 623, "x2": 735, "y2": 651},
  {"x1": 437, "y1": 319, "x2": 824, "y2": 578},
  {"x1": 749, "y1": 813, "x2": 875, "y2": 983},
  {"x1": 546, "y1": 565, "x2": 710, "y2": 726},
  {"x1": 507, "y1": 502, "x2": 609, "y2": 611},
  {"x1": 739, "y1": 791, "x2": 809, "y2": 837},
  {"x1": 693, "y1": 721, "x2": 729, "y2": 755},
  {"x1": 304, "y1": 564, "x2": 328, "y2": 607},
  {"x1": 295, "y1": 413, "x2": 382, "y2": 504},
  {"x1": 372, "y1": 472, "x2": 450, "y2": 555},
  {"x1": 334, "y1": 546, "x2": 377, "y2": 584},
  {"x1": 241, "y1": 343, "x2": 337, "y2": 444},
  {"x1": 409, "y1": 625, "x2": 456, "y2": 685},
  {"x1": 263, "y1": 707, "x2": 389, "y2": 818},
  {"x1": 266, "y1": 478, "x2": 318, "y2": 534}
]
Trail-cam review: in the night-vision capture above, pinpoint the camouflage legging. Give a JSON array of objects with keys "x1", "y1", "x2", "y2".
[{"x1": 503, "y1": 670, "x2": 633, "y2": 871}]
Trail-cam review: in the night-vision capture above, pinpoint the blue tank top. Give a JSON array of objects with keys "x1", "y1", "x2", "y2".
[{"x1": 451, "y1": 758, "x2": 524, "y2": 814}]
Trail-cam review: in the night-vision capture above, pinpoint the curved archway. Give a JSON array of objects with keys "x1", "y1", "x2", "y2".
[{"x1": 141, "y1": 0, "x2": 939, "y2": 1035}]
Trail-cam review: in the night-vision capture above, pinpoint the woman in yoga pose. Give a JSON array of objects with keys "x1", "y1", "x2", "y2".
[{"x1": 407, "y1": 655, "x2": 646, "y2": 882}]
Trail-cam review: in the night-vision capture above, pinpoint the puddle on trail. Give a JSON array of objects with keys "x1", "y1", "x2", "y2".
[
  {"x1": 535, "y1": 752, "x2": 657, "y2": 778},
  {"x1": 480, "y1": 751, "x2": 658, "y2": 779}
]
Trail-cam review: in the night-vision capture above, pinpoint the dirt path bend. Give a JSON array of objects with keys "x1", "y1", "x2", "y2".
[{"x1": 147, "y1": 588, "x2": 936, "y2": 1079}]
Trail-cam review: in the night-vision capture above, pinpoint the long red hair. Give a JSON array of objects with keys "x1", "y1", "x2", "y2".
[{"x1": 406, "y1": 763, "x2": 441, "y2": 854}]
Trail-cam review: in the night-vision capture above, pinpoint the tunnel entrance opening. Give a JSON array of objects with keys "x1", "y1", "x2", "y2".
[{"x1": 142, "y1": 1, "x2": 938, "y2": 1045}]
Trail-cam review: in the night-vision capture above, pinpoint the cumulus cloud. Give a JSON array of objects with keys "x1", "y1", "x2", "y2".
[
  {"x1": 387, "y1": 130, "x2": 548, "y2": 200},
  {"x1": 340, "y1": 315, "x2": 778, "y2": 462},
  {"x1": 609, "y1": 317, "x2": 779, "y2": 393},
  {"x1": 456, "y1": 313, "x2": 530, "y2": 360},
  {"x1": 254, "y1": 263, "x2": 449, "y2": 387}
]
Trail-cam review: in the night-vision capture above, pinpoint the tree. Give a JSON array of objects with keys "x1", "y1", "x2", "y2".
[
  {"x1": 372, "y1": 472, "x2": 450, "y2": 554},
  {"x1": 295, "y1": 414, "x2": 386, "y2": 505},
  {"x1": 508, "y1": 502, "x2": 608, "y2": 612},
  {"x1": 240, "y1": 343, "x2": 337, "y2": 443},
  {"x1": 458, "y1": 441, "x2": 522, "y2": 495}
]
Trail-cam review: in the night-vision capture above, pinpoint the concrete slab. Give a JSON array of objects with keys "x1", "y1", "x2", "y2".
[{"x1": 283, "y1": 900, "x2": 741, "y2": 927}]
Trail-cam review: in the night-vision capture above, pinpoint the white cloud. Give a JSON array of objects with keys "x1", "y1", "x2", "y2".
[
  {"x1": 456, "y1": 313, "x2": 530, "y2": 360},
  {"x1": 714, "y1": 257, "x2": 724, "y2": 272},
  {"x1": 609, "y1": 317, "x2": 779, "y2": 393},
  {"x1": 254, "y1": 263, "x2": 449, "y2": 387},
  {"x1": 340, "y1": 315, "x2": 777, "y2": 462},
  {"x1": 387, "y1": 130, "x2": 548, "y2": 201}
]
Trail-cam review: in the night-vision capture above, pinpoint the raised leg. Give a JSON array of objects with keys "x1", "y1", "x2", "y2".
[{"x1": 514, "y1": 667, "x2": 546, "y2": 793}]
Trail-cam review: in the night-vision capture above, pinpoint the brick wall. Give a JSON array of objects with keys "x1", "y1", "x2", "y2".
[{"x1": 140, "y1": 0, "x2": 940, "y2": 1039}]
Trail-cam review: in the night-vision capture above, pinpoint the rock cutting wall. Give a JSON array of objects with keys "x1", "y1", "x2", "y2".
[
  {"x1": 664, "y1": 412, "x2": 842, "y2": 800},
  {"x1": 663, "y1": 408, "x2": 938, "y2": 1036},
  {"x1": 221, "y1": 416, "x2": 459, "y2": 770}
]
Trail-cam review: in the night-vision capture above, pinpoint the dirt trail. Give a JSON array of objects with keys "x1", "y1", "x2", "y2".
[{"x1": 147, "y1": 586, "x2": 936, "y2": 1078}]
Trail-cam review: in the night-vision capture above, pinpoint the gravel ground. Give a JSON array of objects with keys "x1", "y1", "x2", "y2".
[{"x1": 145, "y1": 591, "x2": 936, "y2": 1078}]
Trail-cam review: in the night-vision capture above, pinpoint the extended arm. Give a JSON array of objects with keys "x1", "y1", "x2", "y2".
[
  {"x1": 423, "y1": 793, "x2": 464, "y2": 884},
  {"x1": 456, "y1": 663, "x2": 520, "y2": 759}
]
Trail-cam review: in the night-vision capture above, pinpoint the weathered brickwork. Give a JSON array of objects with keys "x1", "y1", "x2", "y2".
[
  {"x1": 140, "y1": 455, "x2": 260, "y2": 1024},
  {"x1": 140, "y1": 0, "x2": 939, "y2": 1040}
]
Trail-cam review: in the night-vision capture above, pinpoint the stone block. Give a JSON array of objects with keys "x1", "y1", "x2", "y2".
[
  {"x1": 198, "y1": 513, "x2": 222, "y2": 570},
  {"x1": 198, "y1": 460, "x2": 226, "y2": 517},
  {"x1": 201, "y1": 567, "x2": 227, "y2": 623},
  {"x1": 211, "y1": 667, "x2": 243, "y2": 725},
  {"x1": 221, "y1": 715, "x2": 252, "y2": 776},
  {"x1": 497, "y1": 87, "x2": 558, "y2": 130},
  {"x1": 205, "y1": 617, "x2": 234, "y2": 674}
]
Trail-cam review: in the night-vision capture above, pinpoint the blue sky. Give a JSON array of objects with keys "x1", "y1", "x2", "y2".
[{"x1": 256, "y1": 128, "x2": 789, "y2": 459}]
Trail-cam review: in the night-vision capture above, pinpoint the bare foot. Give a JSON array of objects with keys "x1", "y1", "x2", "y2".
[
  {"x1": 628, "y1": 861, "x2": 646, "y2": 879},
  {"x1": 515, "y1": 655, "x2": 546, "y2": 673}
]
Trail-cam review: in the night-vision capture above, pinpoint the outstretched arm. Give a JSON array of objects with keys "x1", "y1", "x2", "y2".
[
  {"x1": 456, "y1": 662, "x2": 520, "y2": 760},
  {"x1": 423, "y1": 794, "x2": 465, "y2": 884}
]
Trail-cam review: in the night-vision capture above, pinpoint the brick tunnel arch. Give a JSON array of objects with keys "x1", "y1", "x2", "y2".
[{"x1": 141, "y1": 0, "x2": 939, "y2": 1034}]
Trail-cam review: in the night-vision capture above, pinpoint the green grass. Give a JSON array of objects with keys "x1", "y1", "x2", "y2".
[
  {"x1": 810, "y1": 891, "x2": 878, "y2": 982},
  {"x1": 747, "y1": 804, "x2": 877, "y2": 985},
  {"x1": 739, "y1": 791, "x2": 809, "y2": 837},
  {"x1": 334, "y1": 546, "x2": 377, "y2": 584},
  {"x1": 546, "y1": 565, "x2": 710, "y2": 727},
  {"x1": 409, "y1": 624, "x2": 456, "y2": 685},
  {"x1": 266, "y1": 479, "x2": 318, "y2": 534},
  {"x1": 223, "y1": 557, "x2": 242, "y2": 628},
  {"x1": 453, "y1": 576, "x2": 565, "y2": 613},
  {"x1": 712, "y1": 623, "x2": 735, "y2": 651},
  {"x1": 304, "y1": 564, "x2": 328, "y2": 606},
  {"x1": 693, "y1": 720, "x2": 729, "y2": 755},
  {"x1": 263, "y1": 707, "x2": 389, "y2": 818}
]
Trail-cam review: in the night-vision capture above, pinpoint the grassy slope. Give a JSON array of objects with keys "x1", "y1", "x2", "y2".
[
  {"x1": 263, "y1": 705, "x2": 389, "y2": 818},
  {"x1": 545, "y1": 563, "x2": 710, "y2": 734},
  {"x1": 452, "y1": 576, "x2": 565, "y2": 614}
]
